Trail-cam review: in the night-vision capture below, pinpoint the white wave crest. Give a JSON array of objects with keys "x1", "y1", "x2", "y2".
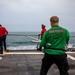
[{"x1": 7, "y1": 45, "x2": 37, "y2": 50}]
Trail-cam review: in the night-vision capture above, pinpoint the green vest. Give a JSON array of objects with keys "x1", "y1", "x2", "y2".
[{"x1": 40, "y1": 25, "x2": 70, "y2": 55}]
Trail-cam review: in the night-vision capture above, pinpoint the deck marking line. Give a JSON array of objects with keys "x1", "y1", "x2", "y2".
[
  {"x1": 4, "y1": 51, "x2": 75, "y2": 54},
  {"x1": 66, "y1": 52, "x2": 75, "y2": 54},
  {"x1": 67, "y1": 54, "x2": 75, "y2": 60},
  {"x1": 3, "y1": 51, "x2": 75, "y2": 60},
  {"x1": 4, "y1": 52, "x2": 44, "y2": 54},
  {"x1": 0, "y1": 57, "x2": 2, "y2": 60}
]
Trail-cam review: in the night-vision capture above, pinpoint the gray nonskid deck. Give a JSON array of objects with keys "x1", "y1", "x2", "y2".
[{"x1": 0, "y1": 51, "x2": 75, "y2": 75}]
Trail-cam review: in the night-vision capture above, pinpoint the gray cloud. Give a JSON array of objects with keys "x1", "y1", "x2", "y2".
[
  {"x1": 0, "y1": 0, "x2": 75, "y2": 32},
  {"x1": 0, "y1": 0, "x2": 74, "y2": 13}
]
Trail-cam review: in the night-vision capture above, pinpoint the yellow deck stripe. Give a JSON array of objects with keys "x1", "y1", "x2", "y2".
[{"x1": 3, "y1": 51, "x2": 75, "y2": 60}]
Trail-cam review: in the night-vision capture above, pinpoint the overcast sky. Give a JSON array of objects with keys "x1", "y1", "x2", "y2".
[{"x1": 0, "y1": 0, "x2": 75, "y2": 32}]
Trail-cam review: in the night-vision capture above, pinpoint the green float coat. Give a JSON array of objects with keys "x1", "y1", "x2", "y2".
[{"x1": 40, "y1": 25, "x2": 70, "y2": 55}]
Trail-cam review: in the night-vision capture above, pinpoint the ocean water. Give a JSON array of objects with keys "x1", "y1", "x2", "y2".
[
  {"x1": 6, "y1": 32, "x2": 40, "y2": 50},
  {"x1": 6, "y1": 32, "x2": 75, "y2": 50}
]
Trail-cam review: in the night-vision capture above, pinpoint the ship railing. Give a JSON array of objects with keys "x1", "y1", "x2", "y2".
[
  {"x1": 6, "y1": 34, "x2": 75, "y2": 51},
  {"x1": 6, "y1": 34, "x2": 40, "y2": 50},
  {"x1": 67, "y1": 36, "x2": 75, "y2": 52}
]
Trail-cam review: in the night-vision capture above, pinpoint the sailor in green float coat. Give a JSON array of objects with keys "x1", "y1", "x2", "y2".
[{"x1": 40, "y1": 16, "x2": 70, "y2": 75}]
